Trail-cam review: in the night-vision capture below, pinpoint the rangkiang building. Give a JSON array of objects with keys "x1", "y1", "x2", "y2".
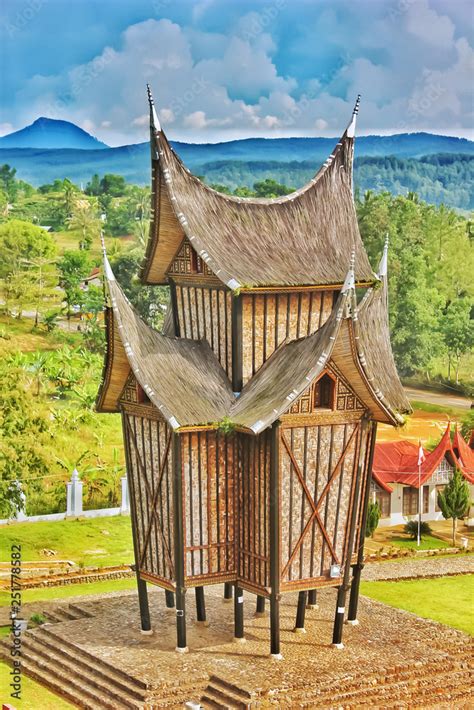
[
  {"x1": 96, "y1": 88, "x2": 411, "y2": 656},
  {"x1": 372, "y1": 424, "x2": 474, "y2": 527}
]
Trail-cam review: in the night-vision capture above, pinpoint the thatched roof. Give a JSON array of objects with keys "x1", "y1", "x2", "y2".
[
  {"x1": 96, "y1": 256, "x2": 234, "y2": 428},
  {"x1": 141, "y1": 91, "x2": 375, "y2": 288},
  {"x1": 98, "y1": 250, "x2": 409, "y2": 430}
]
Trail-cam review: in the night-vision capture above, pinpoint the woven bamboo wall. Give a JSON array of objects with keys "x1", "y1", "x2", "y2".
[
  {"x1": 122, "y1": 406, "x2": 175, "y2": 585},
  {"x1": 279, "y1": 419, "x2": 366, "y2": 589},
  {"x1": 181, "y1": 431, "x2": 236, "y2": 582},
  {"x1": 237, "y1": 431, "x2": 271, "y2": 592},
  {"x1": 241, "y1": 290, "x2": 336, "y2": 383},
  {"x1": 175, "y1": 284, "x2": 232, "y2": 377}
]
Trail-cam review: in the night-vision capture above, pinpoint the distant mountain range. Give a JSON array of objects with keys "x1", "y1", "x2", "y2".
[
  {"x1": 0, "y1": 117, "x2": 109, "y2": 150},
  {"x1": 0, "y1": 118, "x2": 472, "y2": 208}
]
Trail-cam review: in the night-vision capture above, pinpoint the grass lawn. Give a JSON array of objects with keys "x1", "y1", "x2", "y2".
[
  {"x1": 0, "y1": 516, "x2": 133, "y2": 568},
  {"x1": 384, "y1": 534, "x2": 451, "y2": 550},
  {"x1": 0, "y1": 577, "x2": 136, "y2": 608},
  {"x1": 361, "y1": 575, "x2": 474, "y2": 636},
  {"x1": 0, "y1": 660, "x2": 74, "y2": 709}
]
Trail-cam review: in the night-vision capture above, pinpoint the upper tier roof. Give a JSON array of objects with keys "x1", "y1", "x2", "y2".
[{"x1": 141, "y1": 91, "x2": 375, "y2": 288}]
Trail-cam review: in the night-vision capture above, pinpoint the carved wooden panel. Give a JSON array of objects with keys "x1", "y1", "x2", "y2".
[
  {"x1": 287, "y1": 367, "x2": 365, "y2": 417},
  {"x1": 167, "y1": 238, "x2": 215, "y2": 277}
]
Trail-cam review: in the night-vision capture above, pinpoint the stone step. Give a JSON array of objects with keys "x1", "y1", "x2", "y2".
[
  {"x1": 0, "y1": 646, "x2": 130, "y2": 710},
  {"x1": 200, "y1": 692, "x2": 233, "y2": 709},
  {"x1": 10, "y1": 640, "x2": 143, "y2": 710},
  {"x1": 67, "y1": 602, "x2": 94, "y2": 618},
  {"x1": 43, "y1": 607, "x2": 77, "y2": 623},
  {"x1": 22, "y1": 633, "x2": 146, "y2": 704},
  {"x1": 208, "y1": 675, "x2": 252, "y2": 700},
  {"x1": 201, "y1": 686, "x2": 249, "y2": 710},
  {"x1": 39, "y1": 625, "x2": 148, "y2": 690}
]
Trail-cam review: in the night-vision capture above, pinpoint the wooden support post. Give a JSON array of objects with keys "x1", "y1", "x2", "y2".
[
  {"x1": 332, "y1": 417, "x2": 368, "y2": 649},
  {"x1": 255, "y1": 595, "x2": 266, "y2": 617},
  {"x1": 223, "y1": 582, "x2": 233, "y2": 602},
  {"x1": 172, "y1": 433, "x2": 188, "y2": 653},
  {"x1": 348, "y1": 422, "x2": 378, "y2": 624},
  {"x1": 307, "y1": 589, "x2": 318, "y2": 609},
  {"x1": 169, "y1": 279, "x2": 180, "y2": 337},
  {"x1": 233, "y1": 584, "x2": 245, "y2": 642},
  {"x1": 269, "y1": 422, "x2": 282, "y2": 658},
  {"x1": 195, "y1": 586, "x2": 208, "y2": 626},
  {"x1": 121, "y1": 410, "x2": 152, "y2": 635},
  {"x1": 294, "y1": 591, "x2": 307, "y2": 633},
  {"x1": 231, "y1": 293, "x2": 243, "y2": 393},
  {"x1": 165, "y1": 590, "x2": 175, "y2": 608}
]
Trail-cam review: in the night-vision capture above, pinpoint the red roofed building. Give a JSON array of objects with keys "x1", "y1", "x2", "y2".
[{"x1": 371, "y1": 423, "x2": 474, "y2": 526}]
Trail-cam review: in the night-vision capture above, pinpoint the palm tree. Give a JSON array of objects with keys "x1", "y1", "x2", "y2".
[{"x1": 67, "y1": 202, "x2": 101, "y2": 250}]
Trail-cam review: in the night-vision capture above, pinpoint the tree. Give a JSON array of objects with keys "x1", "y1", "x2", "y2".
[
  {"x1": 85, "y1": 173, "x2": 101, "y2": 196},
  {"x1": 62, "y1": 178, "x2": 79, "y2": 218},
  {"x1": 0, "y1": 220, "x2": 56, "y2": 277},
  {"x1": 100, "y1": 173, "x2": 127, "y2": 197},
  {"x1": 22, "y1": 255, "x2": 58, "y2": 326},
  {"x1": 0, "y1": 164, "x2": 17, "y2": 200},
  {"x1": 440, "y1": 299, "x2": 474, "y2": 384},
  {"x1": 365, "y1": 501, "x2": 380, "y2": 538},
  {"x1": 67, "y1": 201, "x2": 101, "y2": 250},
  {"x1": 57, "y1": 250, "x2": 90, "y2": 323},
  {"x1": 253, "y1": 179, "x2": 294, "y2": 197},
  {"x1": 437, "y1": 469, "x2": 470, "y2": 545}
]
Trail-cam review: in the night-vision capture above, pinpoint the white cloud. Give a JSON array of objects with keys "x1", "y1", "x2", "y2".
[
  {"x1": 131, "y1": 114, "x2": 149, "y2": 127},
  {"x1": 159, "y1": 108, "x2": 175, "y2": 124},
  {"x1": 0, "y1": 122, "x2": 13, "y2": 136},
  {"x1": 315, "y1": 119, "x2": 328, "y2": 130}
]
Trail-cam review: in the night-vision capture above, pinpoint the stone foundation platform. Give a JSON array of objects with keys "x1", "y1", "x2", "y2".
[{"x1": 1, "y1": 585, "x2": 472, "y2": 708}]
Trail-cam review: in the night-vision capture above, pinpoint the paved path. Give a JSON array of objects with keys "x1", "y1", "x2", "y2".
[
  {"x1": 404, "y1": 386, "x2": 471, "y2": 410},
  {"x1": 363, "y1": 554, "x2": 474, "y2": 581}
]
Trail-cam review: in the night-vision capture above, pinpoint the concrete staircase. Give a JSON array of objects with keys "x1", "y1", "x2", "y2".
[
  {"x1": 200, "y1": 676, "x2": 252, "y2": 709},
  {"x1": 0, "y1": 624, "x2": 148, "y2": 709},
  {"x1": 42, "y1": 602, "x2": 93, "y2": 623}
]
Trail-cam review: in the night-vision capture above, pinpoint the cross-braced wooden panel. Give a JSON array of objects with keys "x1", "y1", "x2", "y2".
[
  {"x1": 182, "y1": 431, "x2": 236, "y2": 582},
  {"x1": 123, "y1": 411, "x2": 175, "y2": 583},
  {"x1": 279, "y1": 421, "x2": 361, "y2": 588}
]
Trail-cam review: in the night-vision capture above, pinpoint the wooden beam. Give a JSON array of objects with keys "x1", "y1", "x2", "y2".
[
  {"x1": 269, "y1": 421, "x2": 282, "y2": 658},
  {"x1": 231, "y1": 292, "x2": 243, "y2": 392},
  {"x1": 172, "y1": 432, "x2": 188, "y2": 652}
]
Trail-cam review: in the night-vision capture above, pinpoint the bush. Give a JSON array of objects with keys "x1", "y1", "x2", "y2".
[
  {"x1": 365, "y1": 501, "x2": 380, "y2": 537},
  {"x1": 404, "y1": 520, "x2": 432, "y2": 540}
]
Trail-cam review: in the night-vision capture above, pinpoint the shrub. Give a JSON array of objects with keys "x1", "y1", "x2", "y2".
[
  {"x1": 365, "y1": 501, "x2": 380, "y2": 538},
  {"x1": 404, "y1": 520, "x2": 432, "y2": 540}
]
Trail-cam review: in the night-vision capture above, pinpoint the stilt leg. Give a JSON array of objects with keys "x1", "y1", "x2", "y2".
[
  {"x1": 270, "y1": 593, "x2": 281, "y2": 658},
  {"x1": 165, "y1": 590, "x2": 175, "y2": 608},
  {"x1": 195, "y1": 586, "x2": 208, "y2": 626},
  {"x1": 137, "y1": 576, "x2": 152, "y2": 635},
  {"x1": 294, "y1": 591, "x2": 307, "y2": 633},
  {"x1": 223, "y1": 582, "x2": 233, "y2": 602},
  {"x1": 347, "y1": 564, "x2": 363, "y2": 624},
  {"x1": 332, "y1": 585, "x2": 347, "y2": 648},
  {"x1": 255, "y1": 595, "x2": 266, "y2": 617},
  {"x1": 175, "y1": 586, "x2": 188, "y2": 652},
  {"x1": 233, "y1": 584, "x2": 245, "y2": 642},
  {"x1": 307, "y1": 589, "x2": 318, "y2": 609}
]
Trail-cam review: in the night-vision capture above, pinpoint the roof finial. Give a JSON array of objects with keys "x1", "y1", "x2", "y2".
[
  {"x1": 100, "y1": 232, "x2": 116, "y2": 282},
  {"x1": 342, "y1": 249, "x2": 356, "y2": 292},
  {"x1": 146, "y1": 83, "x2": 161, "y2": 132},
  {"x1": 378, "y1": 233, "x2": 389, "y2": 278},
  {"x1": 346, "y1": 94, "x2": 361, "y2": 138}
]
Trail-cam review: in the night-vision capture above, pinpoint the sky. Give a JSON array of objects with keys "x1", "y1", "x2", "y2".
[{"x1": 0, "y1": 0, "x2": 473, "y2": 145}]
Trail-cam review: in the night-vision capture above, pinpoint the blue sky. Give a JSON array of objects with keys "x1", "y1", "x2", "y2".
[{"x1": 1, "y1": 0, "x2": 473, "y2": 144}]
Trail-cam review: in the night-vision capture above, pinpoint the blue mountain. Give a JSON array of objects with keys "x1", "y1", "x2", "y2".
[{"x1": 0, "y1": 117, "x2": 109, "y2": 150}]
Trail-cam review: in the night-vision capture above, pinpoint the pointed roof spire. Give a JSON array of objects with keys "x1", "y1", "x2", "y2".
[
  {"x1": 146, "y1": 83, "x2": 161, "y2": 132},
  {"x1": 378, "y1": 233, "x2": 389, "y2": 278},
  {"x1": 346, "y1": 94, "x2": 361, "y2": 138},
  {"x1": 100, "y1": 233, "x2": 116, "y2": 283},
  {"x1": 341, "y1": 250, "x2": 356, "y2": 293}
]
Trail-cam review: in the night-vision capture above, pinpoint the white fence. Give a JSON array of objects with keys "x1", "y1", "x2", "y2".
[{"x1": 0, "y1": 470, "x2": 130, "y2": 525}]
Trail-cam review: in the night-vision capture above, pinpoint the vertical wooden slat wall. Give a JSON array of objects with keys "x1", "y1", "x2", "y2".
[
  {"x1": 182, "y1": 431, "x2": 236, "y2": 583},
  {"x1": 236, "y1": 431, "x2": 271, "y2": 592},
  {"x1": 174, "y1": 285, "x2": 232, "y2": 377},
  {"x1": 122, "y1": 409, "x2": 175, "y2": 584},
  {"x1": 241, "y1": 290, "x2": 337, "y2": 383}
]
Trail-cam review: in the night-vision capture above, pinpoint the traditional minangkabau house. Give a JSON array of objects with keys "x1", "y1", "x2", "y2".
[
  {"x1": 96, "y1": 87, "x2": 411, "y2": 656},
  {"x1": 371, "y1": 424, "x2": 474, "y2": 526}
]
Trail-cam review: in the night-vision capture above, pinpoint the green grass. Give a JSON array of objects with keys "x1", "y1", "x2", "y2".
[
  {"x1": 0, "y1": 577, "x2": 136, "y2": 608},
  {"x1": 410, "y1": 400, "x2": 466, "y2": 418},
  {"x1": 361, "y1": 575, "x2": 474, "y2": 635},
  {"x1": 387, "y1": 534, "x2": 451, "y2": 550},
  {"x1": 0, "y1": 660, "x2": 74, "y2": 708},
  {"x1": 0, "y1": 516, "x2": 133, "y2": 567}
]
